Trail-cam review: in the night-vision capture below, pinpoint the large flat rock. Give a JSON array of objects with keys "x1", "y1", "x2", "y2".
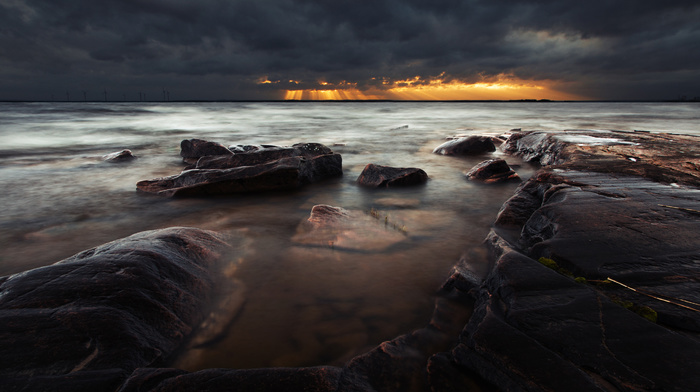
[{"x1": 137, "y1": 142, "x2": 342, "y2": 197}]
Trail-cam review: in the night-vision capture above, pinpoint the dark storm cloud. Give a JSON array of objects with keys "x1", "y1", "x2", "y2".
[{"x1": 1, "y1": 0, "x2": 699, "y2": 100}]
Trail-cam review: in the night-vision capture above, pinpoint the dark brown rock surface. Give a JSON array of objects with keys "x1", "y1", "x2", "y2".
[
  {"x1": 433, "y1": 136, "x2": 496, "y2": 155},
  {"x1": 118, "y1": 366, "x2": 365, "y2": 392},
  {"x1": 180, "y1": 138, "x2": 233, "y2": 164},
  {"x1": 137, "y1": 142, "x2": 342, "y2": 197},
  {"x1": 464, "y1": 159, "x2": 520, "y2": 183},
  {"x1": 356, "y1": 163, "x2": 428, "y2": 187},
  {"x1": 0, "y1": 227, "x2": 233, "y2": 392},
  {"x1": 503, "y1": 130, "x2": 700, "y2": 186},
  {"x1": 438, "y1": 130, "x2": 700, "y2": 392}
]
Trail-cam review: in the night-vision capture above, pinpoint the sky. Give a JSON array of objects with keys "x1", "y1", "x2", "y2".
[{"x1": 1, "y1": 0, "x2": 699, "y2": 101}]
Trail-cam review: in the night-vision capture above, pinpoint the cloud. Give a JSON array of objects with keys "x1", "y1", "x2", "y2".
[{"x1": 1, "y1": 0, "x2": 699, "y2": 100}]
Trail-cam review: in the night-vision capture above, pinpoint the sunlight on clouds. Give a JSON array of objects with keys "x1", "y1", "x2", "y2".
[
  {"x1": 272, "y1": 74, "x2": 584, "y2": 101},
  {"x1": 379, "y1": 73, "x2": 575, "y2": 100},
  {"x1": 284, "y1": 89, "x2": 379, "y2": 100},
  {"x1": 385, "y1": 79, "x2": 548, "y2": 100},
  {"x1": 282, "y1": 80, "x2": 382, "y2": 100}
]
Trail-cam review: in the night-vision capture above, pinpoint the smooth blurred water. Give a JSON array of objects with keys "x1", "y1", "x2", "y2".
[{"x1": 0, "y1": 101, "x2": 698, "y2": 369}]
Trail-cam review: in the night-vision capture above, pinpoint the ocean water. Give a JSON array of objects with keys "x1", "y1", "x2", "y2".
[{"x1": 0, "y1": 101, "x2": 698, "y2": 369}]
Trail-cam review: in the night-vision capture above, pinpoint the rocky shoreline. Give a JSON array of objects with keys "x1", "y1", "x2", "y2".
[{"x1": 2, "y1": 130, "x2": 699, "y2": 391}]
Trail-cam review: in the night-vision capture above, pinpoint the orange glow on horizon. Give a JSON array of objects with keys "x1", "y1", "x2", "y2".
[
  {"x1": 381, "y1": 75, "x2": 581, "y2": 100},
  {"x1": 277, "y1": 75, "x2": 585, "y2": 101}
]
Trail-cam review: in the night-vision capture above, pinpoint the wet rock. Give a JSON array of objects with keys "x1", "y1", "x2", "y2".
[
  {"x1": 195, "y1": 143, "x2": 335, "y2": 170},
  {"x1": 292, "y1": 205, "x2": 407, "y2": 252},
  {"x1": 228, "y1": 144, "x2": 277, "y2": 153},
  {"x1": 0, "y1": 227, "x2": 233, "y2": 392},
  {"x1": 433, "y1": 136, "x2": 496, "y2": 156},
  {"x1": 356, "y1": 163, "x2": 428, "y2": 188},
  {"x1": 445, "y1": 130, "x2": 700, "y2": 392},
  {"x1": 119, "y1": 366, "x2": 368, "y2": 392},
  {"x1": 180, "y1": 138, "x2": 233, "y2": 164},
  {"x1": 454, "y1": 229, "x2": 700, "y2": 392},
  {"x1": 137, "y1": 143, "x2": 342, "y2": 197},
  {"x1": 464, "y1": 158, "x2": 520, "y2": 183},
  {"x1": 504, "y1": 130, "x2": 700, "y2": 186},
  {"x1": 103, "y1": 149, "x2": 137, "y2": 162}
]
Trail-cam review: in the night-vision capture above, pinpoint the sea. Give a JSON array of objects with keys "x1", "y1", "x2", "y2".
[{"x1": 1, "y1": 101, "x2": 698, "y2": 370}]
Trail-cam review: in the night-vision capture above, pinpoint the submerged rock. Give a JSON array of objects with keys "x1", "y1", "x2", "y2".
[
  {"x1": 356, "y1": 163, "x2": 428, "y2": 188},
  {"x1": 292, "y1": 204, "x2": 407, "y2": 252},
  {"x1": 137, "y1": 142, "x2": 342, "y2": 197},
  {"x1": 103, "y1": 149, "x2": 137, "y2": 162},
  {"x1": 0, "y1": 227, "x2": 233, "y2": 392},
  {"x1": 464, "y1": 159, "x2": 520, "y2": 183},
  {"x1": 433, "y1": 136, "x2": 496, "y2": 156}
]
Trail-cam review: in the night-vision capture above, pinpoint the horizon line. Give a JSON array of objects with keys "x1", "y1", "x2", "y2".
[{"x1": 1, "y1": 99, "x2": 699, "y2": 103}]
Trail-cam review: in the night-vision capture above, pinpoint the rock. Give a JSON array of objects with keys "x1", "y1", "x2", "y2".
[
  {"x1": 433, "y1": 136, "x2": 496, "y2": 156},
  {"x1": 453, "y1": 228, "x2": 700, "y2": 392},
  {"x1": 464, "y1": 159, "x2": 520, "y2": 183},
  {"x1": 180, "y1": 138, "x2": 233, "y2": 164},
  {"x1": 137, "y1": 143, "x2": 342, "y2": 197},
  {"x1": 195, "y1": 143, "x2": 335, "y2": 170},
  {"x1": 103, "y1": 149, "x2": 137, "y2": 162},
  {"x1": 0, "y1": 227, "x2": 233, "y2": 392},
  {"x1": 356, "y1": 163, "x2": 428, "y2": 187},
  {"x1": 292, "y1": 205, "x2": 407, "y2": 252},
  {"x1": 503, "y1": 130, "x2": 700, "y2": 186},
  {"x1": 228, "y1": 144, "x2": 277, "y2": 153},
  {"x1": 444, "y1": 130, "x2": 700, "y2": 392},
  {"x1": 119, "y1": 366, "x2": 368, "y2": 392}
]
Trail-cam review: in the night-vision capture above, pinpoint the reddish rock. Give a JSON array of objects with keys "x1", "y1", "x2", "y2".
[
  {"x1": 433, "y1": 136, "x2": 496, "y2": 156},
  {"x1": 464, "y1": 159, "x2": 520, "y2": 183},
  {"x1": 356, "y1": 163, "x2": 428, "y2": 187}
]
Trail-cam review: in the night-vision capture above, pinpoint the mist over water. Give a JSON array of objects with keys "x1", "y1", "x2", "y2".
[{"x1": 0, "y1": 101, "x2": 698, "y2": 369}]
